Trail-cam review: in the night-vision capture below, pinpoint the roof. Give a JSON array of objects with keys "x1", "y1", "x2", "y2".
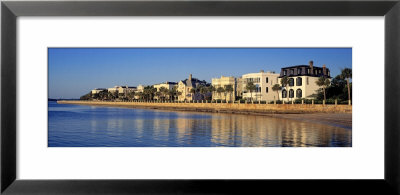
[
  {"x1": 279, "y1": 65, "x2": 331, "y2": 78},
  {"x1": 181, "y1": 78, "x2": 208, "y2": 88}
]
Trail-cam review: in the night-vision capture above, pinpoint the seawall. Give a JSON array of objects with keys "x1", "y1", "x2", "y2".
[{"x1": 57, "y1": 100, "x2": 352, "y2": 114}]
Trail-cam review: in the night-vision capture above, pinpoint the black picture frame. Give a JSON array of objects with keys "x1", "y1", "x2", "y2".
[{"x1": 1, "y1": 0, "x2": 399, "y2": 194}]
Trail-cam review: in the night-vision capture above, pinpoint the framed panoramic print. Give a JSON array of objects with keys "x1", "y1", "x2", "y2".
[{"x1": 2, "y1": 0, "x2": 400, "y2": 194}]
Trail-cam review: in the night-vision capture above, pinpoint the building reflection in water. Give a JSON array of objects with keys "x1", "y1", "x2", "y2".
[
  {"x1": 123, "y1": 110, "x2": 352, "y2": 147},
  {"x1": 74, "y1": 105, "x2": 351, "y2": 147}
]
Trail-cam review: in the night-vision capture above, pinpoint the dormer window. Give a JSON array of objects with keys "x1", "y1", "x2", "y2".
[
  {"x1": 290, "y1": 69, "x2": 294, "y2": 75},
  {"x1": 283, "y1": 70, "x2": 287, "y2": 75},
  {"x1": 297, "y1": 68, "x2": 301, "y2": 75}
]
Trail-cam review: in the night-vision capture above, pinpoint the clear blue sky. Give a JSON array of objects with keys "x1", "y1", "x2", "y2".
[{"x1": 49, "y1": 48, "x2": 352, "y2": 99}]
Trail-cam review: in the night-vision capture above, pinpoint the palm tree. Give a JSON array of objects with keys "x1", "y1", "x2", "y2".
[
  {"x1": 224, "y1": 85, "x2": 234, "y2": 102},
  {"x1": 280, "y1": 76, "x2": 289, "y2": 102},
  {"x1": 159, "y1": 87, "x2": 168, "y2": 100},
  {"x1": 176, "y1": 91, "x2": 182, "y2": 101},
  {"x1": 168, "y1": 89, "x2": 175, "y2": 101},
  {"x1": 208, "y1": 85, "x2": 216, "y2": 100},
  {"x1": 137, "y1": 92, "x2": 144, "y2": 100},
  {"x1": 155, "y1": 91, "x2": 161, "y2": 101},
  {"x1": 216, "y1": 87, "x2": 225, "y2": 101},
  {"x1": 272, "y1": 84, "x2": 281, "y2": 101},
  {"x1": 143, "y1": 86, "x2": 156, "y2": 101},
  {"x1": 245, "y1": 81, "x2": 256, "y2": 101},
  {"x1": 341, "y1": 68, "x2": 352, "y2": 104},
  {"x1": 127, "y1": 91, "x2": 135, "y2": 101},
  {"x1": 315, "y1": 76, "x2": 331, "y2": 103},
  {"x1": 171, "y1": 86, "x2": 179, "y2": 101},
  {"x1": 199, "y1": 86, "x2": 208, "y2": 100}
]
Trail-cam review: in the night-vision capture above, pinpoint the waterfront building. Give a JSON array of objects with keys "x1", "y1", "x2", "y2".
[
  {"x1": 91, "y1": 88, "x2": 107, "y2": 94},
  {"x1": 235, "y1": 77, "x2": 244, "y2": 98},
  {"x1": 136, "y1": 84, "x2": 144, "y2": 93},
  {"x1": 153, "y1": 81, "x2": 178, "y2": 100},
  {"x1": 177, "y1": 74, "x2": 210, "y2": 101},
  {"x1": 278, "y1": 60, "x2": 331, "y2": 101},
  {"x1": 134, "y1": 84, "x2": 145, "y2": 99},
  {"x1": 241, "y1": 70, "x2": 280, "y2": 102},
  {"x1": 211, "y1": 76, "x2": 236, "y2": 101},
  {"x1": 108, "y1": 86, "x2": 137, "y2": 95}
]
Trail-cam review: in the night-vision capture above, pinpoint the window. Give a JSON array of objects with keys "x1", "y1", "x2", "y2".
[
  {"x1": 314, "y1": 70, "x2": 318, "y2": 75},
  {"x1": 306, "y1": 77, "x2": 309, "y2": 85},
  {"x1": 290, "y1": 69, "x2": 294, "y2": 75},
  {"x1": 296, "y1": 77, "x2": 302, "y2": 86},
  {"x1": 266, "y1": 77, "x2": 268, "y2": 83},
  {"x1": 296, "y1": 89, "x2": 302, "y2": 98},
  {"x1": 289, "y1": 78, "x2": 294, "y2": 86},
  {"x1": 297, "y1": 68, "x2": 301, "y2": 75},
  {"x1": 283, "y1": 70, "x2": 287, "y2": 75},
  {"x1": 282, "y1": 89, "x2": 287, "y2": 98},
  {"x1": 289, "y1": 89, "x2": 294, "y2": 98},
  {"x1": 266, "y1": 87, "x2": 268, "y2": 93},
  {"x1": 307, "y1": 68, "x2": 310, "y2": 74},
  {"x1": 328, "y1": 71, "x2": 330, "y2": 77}
]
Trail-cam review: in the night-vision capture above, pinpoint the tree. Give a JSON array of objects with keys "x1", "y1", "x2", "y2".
[
  {"x1": 136, "y1": 92, "x2": 144, "y2": 100},
  {"x1": 280, "y1": 76, "x2": 289, "y2": 102},
  {"x1": 341, "y1": 68, "x2": 352, "y2": 104},
  {"x1": 272, "y1": 84, "x2": 281, "y2": 101},
  {"x1": 170, "y1": 86, "x2": 179, "y2": 101},
  {"x1": 80, "y1": 92, "x2": 92, "y2": 100},
  {"x1": 198, "y1": 85, "x2": 208, "y2": 100},
  {"x1": 159, "y1": 87, "x2": 169, "y2": 101},
  {"x1": 126, "y1": 91, "x2": 135, "y2": 101},
  {"x1": 208, "y1": 85, "x2": 216, "y2": 100},
  {"x1": 168, "y1": 89, "x2": 175, "y2": 101},
  {"x1": 224, "y1": 85, "x2": 234, "y2": 102},
  {"x1": 245, "y1": 81, "x2": 256, "y2": 101},
  {"x1": 216, "y1": 87, "x2": 225, "y2": 101},
  {"x1": 316, "y1": 76, "x2": 331, "y2": 103},
  {"x1": 155, "y1": 91, "x2": 161, "y2": 101}
]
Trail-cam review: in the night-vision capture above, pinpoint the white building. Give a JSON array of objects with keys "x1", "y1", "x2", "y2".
[
  {"x1": 177, "y1": 74, "x2": 209, "y2": 101},
  {"x1": 108, "y1": 86, "x2": 136, "y2": 95},
  {"x1": 278, "y1": 61, "x2": 331, "y2": 101},
  {"x1": 153, "y1": 81, "x2": 178, "y2": 100},
  {"x1": 91, "y1": 88, "x2": 106, "y2": 94},
  {"x1": 211, "y1": 76, "x2": 236, "y2": 101},
  {"x1": 241, "y1": 70, "x2": 280, "y2": 102}
]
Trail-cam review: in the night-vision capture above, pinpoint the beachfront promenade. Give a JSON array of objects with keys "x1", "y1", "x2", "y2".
[{"x1": 58, "y1": 100, "x2": 352, "y2": 114}]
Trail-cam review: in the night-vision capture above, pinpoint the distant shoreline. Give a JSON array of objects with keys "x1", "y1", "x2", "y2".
[{"x1": 57, "y1": 100, "x2": 352, "y2": 129}]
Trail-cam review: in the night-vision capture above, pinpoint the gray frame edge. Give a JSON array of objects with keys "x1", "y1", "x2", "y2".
[{"x1": 1, "y1": 0, "x2": 399, "y2": 194}]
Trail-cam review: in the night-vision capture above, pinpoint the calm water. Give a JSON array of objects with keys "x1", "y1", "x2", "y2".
[{"x1": 48, "y1": 101, "x2": 352, "y2": 147}]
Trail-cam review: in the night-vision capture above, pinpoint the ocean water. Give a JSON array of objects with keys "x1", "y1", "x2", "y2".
[{"x1": 48, "y1": 101, "x2": 352, "y2": 147}]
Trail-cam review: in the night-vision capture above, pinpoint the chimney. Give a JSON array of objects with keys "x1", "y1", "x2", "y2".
[
  {"x1": 189, "y1": 74, "x2": 192, "y2": 80},
  {"x1": 260, "y1": 70, "x2": 264, "y2": 73},
  {"x1": 322, "y1": 64, "x2": 327, "y2": 76},
  {"x1": 309, "y1": 60, "x2": 314, "y2": 75}
]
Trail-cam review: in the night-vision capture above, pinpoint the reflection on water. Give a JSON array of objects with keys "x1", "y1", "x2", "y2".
[{"x1": 48, "y1": 101, "x2": 351, "y2": 147}]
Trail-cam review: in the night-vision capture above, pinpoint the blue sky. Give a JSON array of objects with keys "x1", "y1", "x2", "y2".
[{"x1": 48, "y1": 48, "x2": 352, "y2": 99}]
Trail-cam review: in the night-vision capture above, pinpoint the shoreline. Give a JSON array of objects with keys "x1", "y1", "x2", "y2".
[{"x1": 57, "y1": 100, "x2": 352, "y2": 129}]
